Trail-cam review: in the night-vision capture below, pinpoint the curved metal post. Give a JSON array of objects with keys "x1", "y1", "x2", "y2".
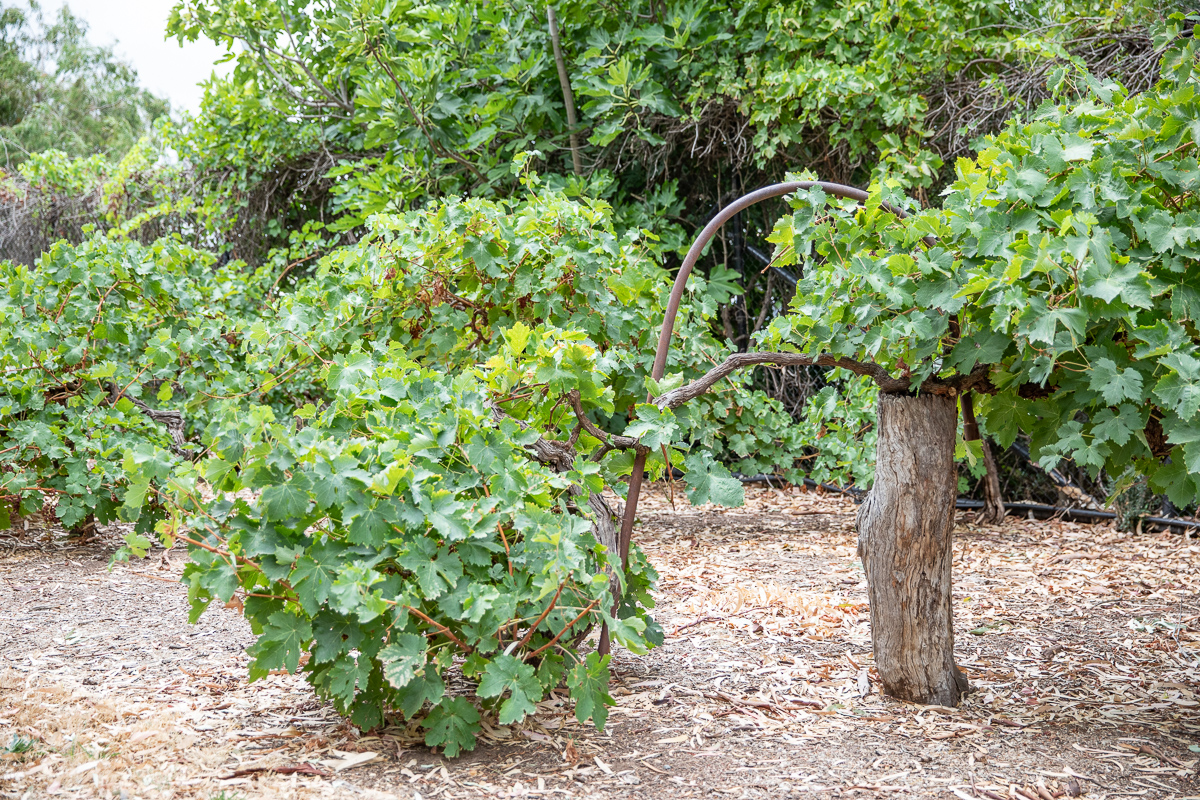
[{"x1": 601, "y1": 180, "x2": 906, "y2": 655}]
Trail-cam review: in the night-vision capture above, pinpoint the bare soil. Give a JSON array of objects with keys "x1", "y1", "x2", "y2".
[{"x1": 2, "y1": 484, "x2": 1198, "y2": 800}]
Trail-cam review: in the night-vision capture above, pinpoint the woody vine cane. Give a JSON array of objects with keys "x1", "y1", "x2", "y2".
[{"x1": 602, "y1": 181, "x2": 978, "y2": 707}]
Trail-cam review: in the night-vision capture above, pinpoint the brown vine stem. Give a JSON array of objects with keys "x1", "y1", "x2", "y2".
[
  {"x1": 526, "y1": 597, "x2": 601, "y2": 659},
  {"x1": 402, "y1": 605, "x2": 474, "y2": 654},
  {"x1": 654, "y1": 351, "x2": 996, "y2": 409},
  {"x1": 267, "y1": 252, "x2": 321, "y2": 298},
  {"x1": 514, "y1": 580, "x2": 567, "y2": 651},
  {"x1": 566, "y1": 389, "x2": 641, "y2": 451},
  {"x1": 175, "y1": 533, "x2": 297, "y2": 594},
  {"x1": 496, "y1": 523, "x2": 514, "y2": 577}
]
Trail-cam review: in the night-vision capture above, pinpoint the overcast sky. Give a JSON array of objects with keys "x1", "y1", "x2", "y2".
[{"x1": 40, "y1": 0, "x2": 235, "y2": 114}]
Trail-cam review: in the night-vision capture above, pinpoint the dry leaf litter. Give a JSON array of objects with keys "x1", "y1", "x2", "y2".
[{"x1": 1, "y1": 484, "x2": 1198, "y2": 799}]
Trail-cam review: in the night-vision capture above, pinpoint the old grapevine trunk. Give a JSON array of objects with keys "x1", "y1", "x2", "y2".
[{"x1": 857, "y1": 392, "x2": 968, "y2": 706}]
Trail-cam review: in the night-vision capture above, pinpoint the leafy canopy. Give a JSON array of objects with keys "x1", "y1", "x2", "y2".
[{"x1": 761, "y1": 31, "x2": 1200, "y2": 505}]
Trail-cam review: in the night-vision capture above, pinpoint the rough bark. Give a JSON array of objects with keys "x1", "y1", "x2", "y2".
[
  {"x1": 546, "y1": 6, "x2": 583, "y2": 177},
  {"x1": 67, "y1": 512, "x2": 97, "y2": 540},
  {"x1": 857, "y1": 392, "x2": 968, "y2": 706}
]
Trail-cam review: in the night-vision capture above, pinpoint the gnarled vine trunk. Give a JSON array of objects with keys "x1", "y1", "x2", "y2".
[
  {"x1": 978, "y1": 437, "x2": 1005, "y2": 525},
  {"x1": 857, "y1": 392, "x2": 968, "y2": 706}
]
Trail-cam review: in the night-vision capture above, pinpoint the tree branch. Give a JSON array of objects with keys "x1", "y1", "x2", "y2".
[
  {"x1": 364, "y1": 38, "x2": 485, "y2": 182},
  {"x1": 654, "y1": 352, "x2": 995, "y2": 409},
  {"x1": 514, "y1": 579, "x2": 566, "y2": 651},
  {"x1": 566, "y1": 390, "x2": 640, "y2": 452},
  {"x1": 104, "y1": 382, "x2": 194, "y2": 458},
  {"x1": 276, "y1": 11, "x2": 355, "y2": 112},
  {"x1": 655, "y1": 352, "x2": 905, "y2": 407},
  {"x1": 547, "y1": 6, "x2": 582, "y2": 176}
]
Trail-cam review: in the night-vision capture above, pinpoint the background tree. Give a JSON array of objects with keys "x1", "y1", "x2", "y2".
[
  {"x1": 0, "y1": 1, "x2": 168, "y2": 167},
  {"x1": 165, "y1": 0, "x2": 1163, "y2": 301}
]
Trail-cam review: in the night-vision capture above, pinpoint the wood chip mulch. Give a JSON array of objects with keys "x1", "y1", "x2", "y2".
[{"x1": 1, "y1": 483, "x2": 1197, "y2": 799}]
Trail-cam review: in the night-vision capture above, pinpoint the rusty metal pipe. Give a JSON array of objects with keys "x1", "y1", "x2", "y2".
[
  {"x1": 619, "y1": 181, "x2": 899, "y2": 558},
  {"x1": 602, "y1": 180, "x2": 904, "y2": 656}
]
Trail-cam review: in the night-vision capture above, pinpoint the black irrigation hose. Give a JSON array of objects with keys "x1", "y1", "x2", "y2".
[
  {"x1": 954, "y1": 498, "x2": 1113, "y2": 523},
  {"x1": 737, "y1": 474, "x2": 1200, "y2": 533}
]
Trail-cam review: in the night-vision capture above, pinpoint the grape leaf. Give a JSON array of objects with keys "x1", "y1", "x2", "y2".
[
  {"x1": 1088, "y1": 359, "x2": 1144, "y2": 405},
  {"x1": 422, "y1": 697, "x2": 480, "y2": 757},
  {"x1": 478, "y1": 654, "x2": 542, "y2": 725},
  {"x1": 682, "y1": 451, "x2": 744, "y2": 507},
  {"x1": 248, "y1": 610, "x2": 312, "y2": 678},
  {"x1": 567, "y1": 652, "x2": 614, "y2": 729},
  {"x1": 380, "y1": 633, "x2": 427, "y2": 689},
  {"x1": 262, "y1": 472, "x2": 312, "y2": 520}
]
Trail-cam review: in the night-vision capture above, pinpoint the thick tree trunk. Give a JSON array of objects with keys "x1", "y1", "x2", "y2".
[{"x1": 857, "y1": 392, "x2": 968, "y2": 706}]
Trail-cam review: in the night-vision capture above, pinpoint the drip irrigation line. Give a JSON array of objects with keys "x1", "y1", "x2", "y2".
[{"x1": 735, "y1": 474, "x2": 1200, "y2": 533}]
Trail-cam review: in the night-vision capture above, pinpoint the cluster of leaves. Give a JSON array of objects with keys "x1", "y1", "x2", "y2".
[
  {"x1": 789, "y1": 371, "x2": 878, "y2": 488},
  {"x1": 0, "y1": 176, "x2": 851, "y2": 752},
  {"x1": 121, "y1": 186, "x2": 709, "y2": 750},
  {"x1": 139, "y1": 0, "x2": 1164, "y2": 481},
  {"x1": 0, "y1": 235, "x2": 246, "y2": 530},
  {"x1": 143, "y1": 340, "x2": 649, "y2": 753},
  {"x1": 236, "y1": 171, "x2": 817, "y2": 496},
  {"x1": 761, "y1": 29, "x2": 1200, "y2": 505}
]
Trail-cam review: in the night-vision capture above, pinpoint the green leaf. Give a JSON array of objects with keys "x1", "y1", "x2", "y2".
[
  {"x1": 291, "y1": 551, "x2": 340, "y2": 615},
  {"x1": 624, "y1": 405, "x2": 678, "y2": 450},
  {"x1": 422, "y1": 697, "x2": 480, "y2": 757},
  {"x1": 249, "y1": 610, "x2": 313, "y2": 678},
  {"x1": 262, "y1": 472, "x2": 312, "y2": 520},
  {"x1": 502, "y1": 321, "x2": 531, "y2": 355},
  {"x1": 1132, "y1": 321, "x2": 1188, "y2": 359},
  {"x1": 398, "y1": 538, "x2": 462, "y2": 600},
  {"x1": 682, "y1": 452, "x2": 744, "y2": 507},
  {"x1": 1155, "y1": 353, "x2": 1200, "y2": 420},
  {"x1": 327, "y1": 656, "x2": 371, "y2": 703},
  {"x1": 123, "y1": 530, "x2": 152, "y2": 558},
  {"x1": 567, "y1": 653, "x2": 614, "y2": 730},
  {"x1": 477, "y1": 654, "x2": 542, "y2": 725},
  {"x1": 398, "y1": 671, "x2": 445, "y2": 719},
  {"x1": 380, "y1": 633, "x2": 427, "y2": 689},
  {"x1": 1089, "y1": 404, "x2": 1139, "y2": 447},
  {"x1": 424, "y1": 493, "x2": 470, "y2": 542},
  {"x1": 346, "y1": 497, "x2": 394, "y2": 546},
  {"x1": 1088, "y1": 359, "x2": 1144, "y2": 405}
]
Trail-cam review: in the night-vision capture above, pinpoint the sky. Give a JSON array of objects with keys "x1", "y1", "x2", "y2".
[{"x1": 39, "y1": 0, "x2": 235, "y2": 114}]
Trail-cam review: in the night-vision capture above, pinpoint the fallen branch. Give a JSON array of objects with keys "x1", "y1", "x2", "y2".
[{"x1": 219, "y1": 763, "x2": 331, "y2": 780}]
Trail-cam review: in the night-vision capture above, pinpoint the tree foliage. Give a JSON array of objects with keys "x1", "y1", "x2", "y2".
[
  {"x1": 0, "y1": 2, "x2": 168, "y2": 167},
  {"x1": 758, "y1": 28, "x2": 1200, "y2": 506}
]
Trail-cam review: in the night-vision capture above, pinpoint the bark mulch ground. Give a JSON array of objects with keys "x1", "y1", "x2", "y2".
[{"x1": 1, "y1": 483, "x2": 1198, "y2": 799}]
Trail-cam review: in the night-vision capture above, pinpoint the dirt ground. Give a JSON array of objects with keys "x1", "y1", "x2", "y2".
[{"x1": 2, "y1": 483, "x2": 1199, "y2": 800}]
